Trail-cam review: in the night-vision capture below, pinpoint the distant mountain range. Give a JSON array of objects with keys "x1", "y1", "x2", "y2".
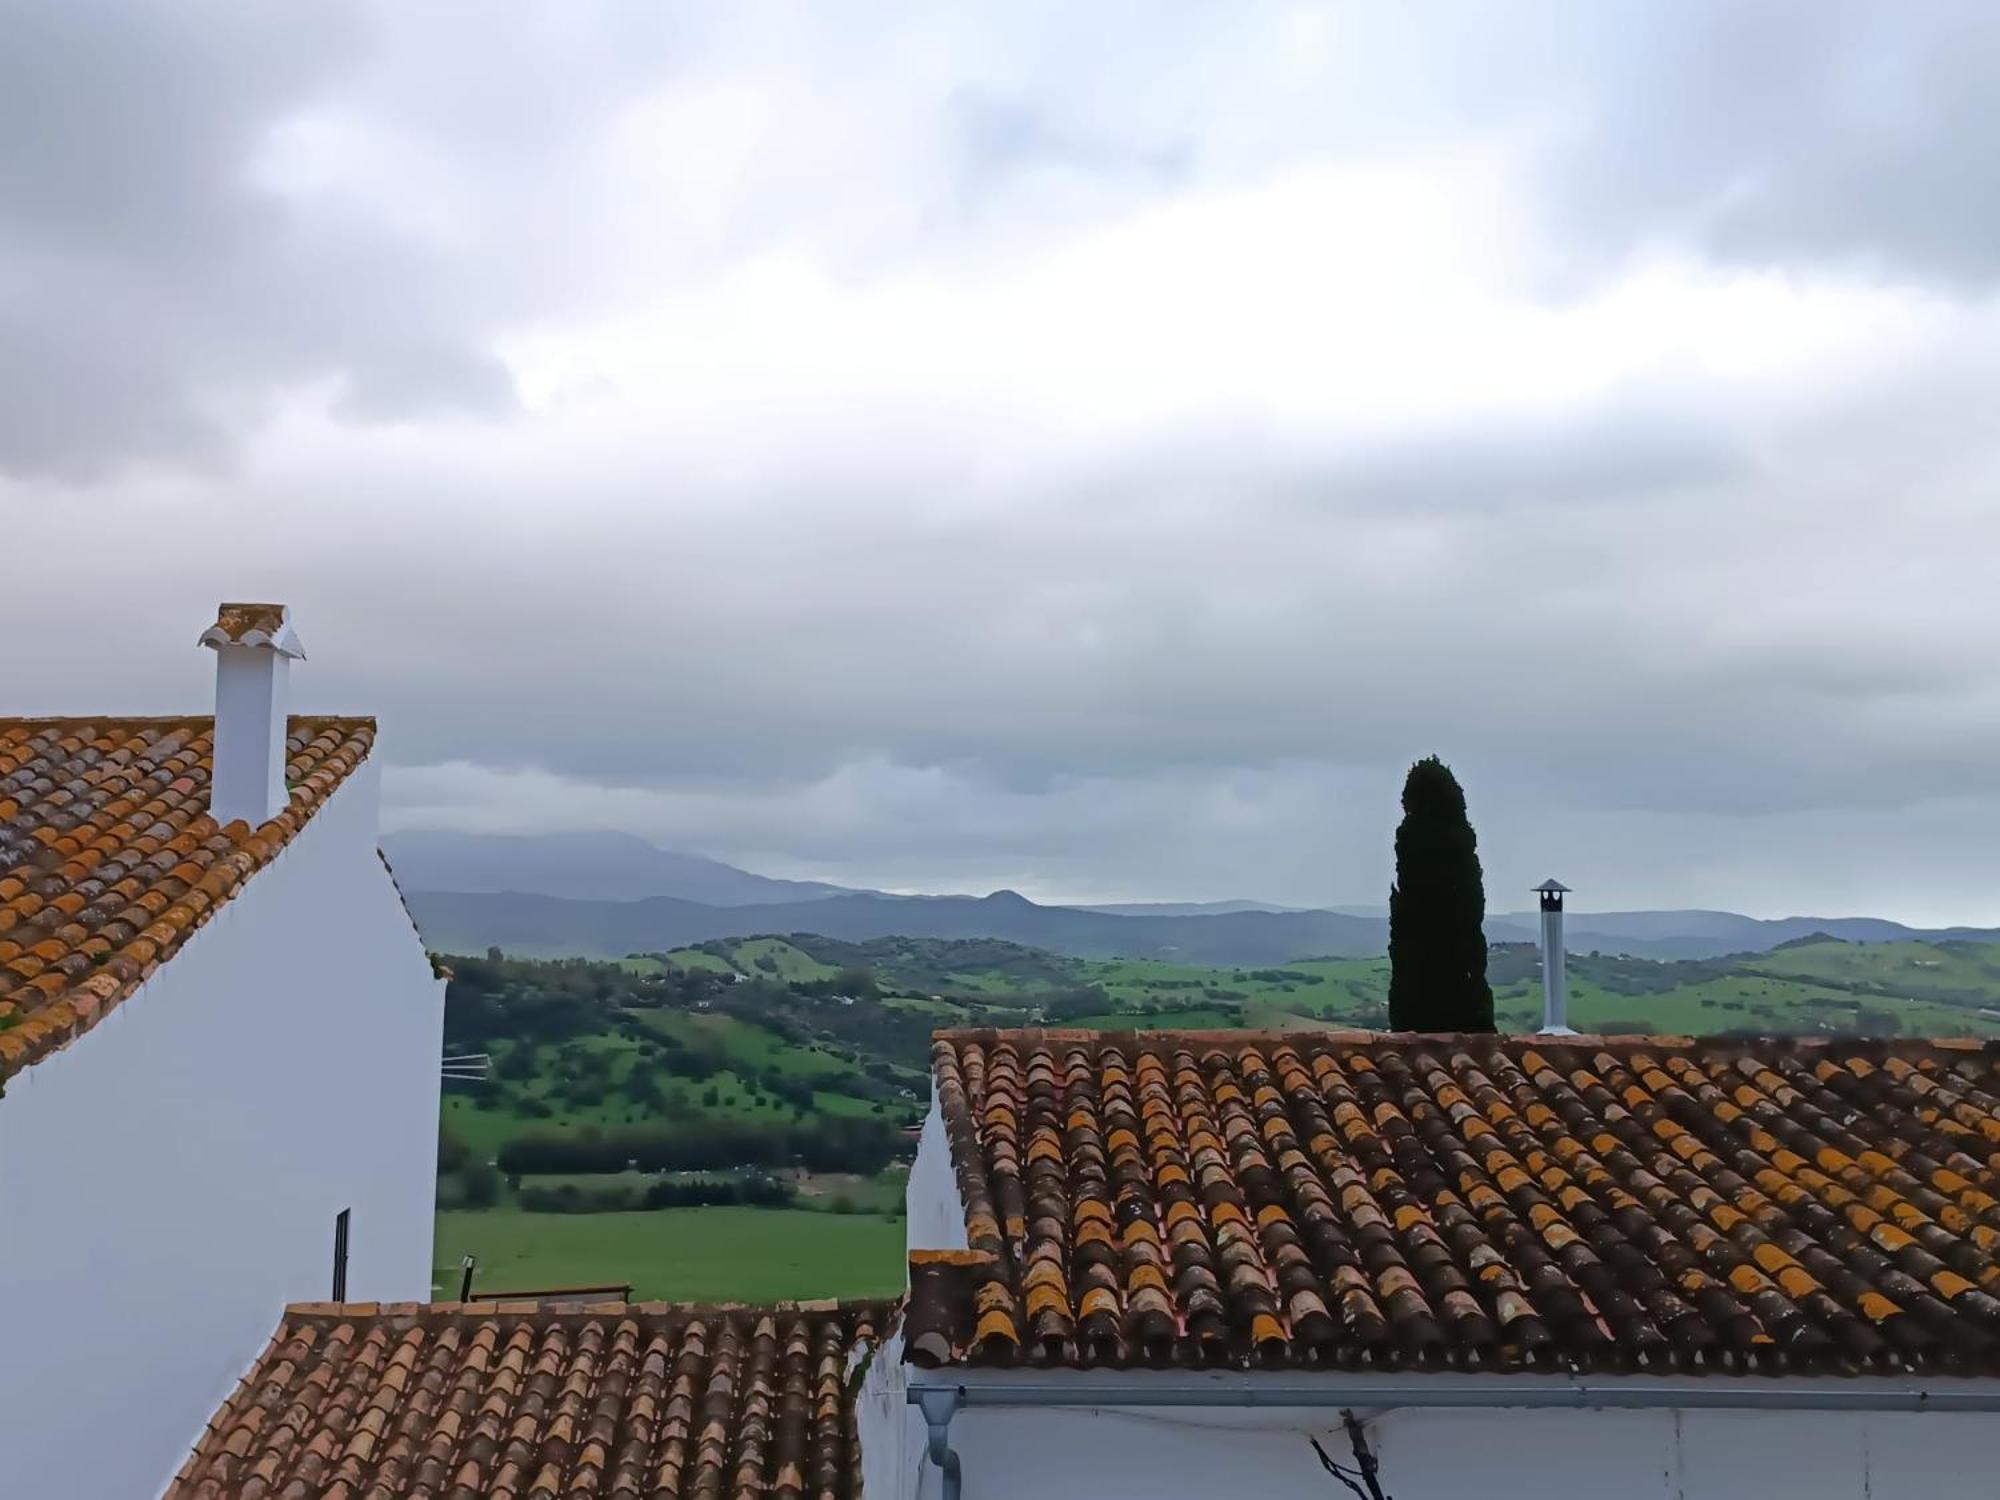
[
  {"x1": 381, "y1": 830, "x2": 855, "y2": 905},
  {"x1": 1076, "y1": 899, "x2": 1306, "y2": 917},
  {"x1": 388, "y1": 830, "x2": 2000, "y2": 965},
  {"x1": 404, "y1": 886, "x2": 1396, "y2": 965}
]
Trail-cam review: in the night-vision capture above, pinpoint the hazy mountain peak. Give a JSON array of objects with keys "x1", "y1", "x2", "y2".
[
  {"x1": 381, "y1": 829, "x2": 860, "y2": 906},
  {"x1": 387, "y1": 830, "x2": 2000, "y2": 964}
]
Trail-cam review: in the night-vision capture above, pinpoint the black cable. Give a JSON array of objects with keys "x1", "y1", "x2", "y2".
[
  {"x1": 1340, "y1": 1410, "x2": 1391, "y2": 1500},
  {"x1": 1309, "y1": 1436, "x2": 1369, "y2": 1499},
  {"x1": 1309, "y1": 1412, "x2": 1392, "y2": 1500}
]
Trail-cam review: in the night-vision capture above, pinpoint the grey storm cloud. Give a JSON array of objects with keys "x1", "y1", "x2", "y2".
[
  {"x1": 0, "y1": 4, "x2": 527, "y2": 479},
  {"x1": 1536, "y1": 2, "x2": 2000, "y2": 289},
  {"x1": 4, "y1": 2, "x2": 2000, "y2": 922},
  {"x1": 0, "y1": 2, "x2": 705, "y2": 479}
]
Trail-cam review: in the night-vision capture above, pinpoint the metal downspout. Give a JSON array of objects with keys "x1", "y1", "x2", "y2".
[{"x1": 915, "y1": 1386, "x2": 963, "y2": 1500}]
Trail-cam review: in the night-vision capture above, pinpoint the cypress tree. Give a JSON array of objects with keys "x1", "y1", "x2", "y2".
[{"x1": 1387, "y1": 755, "x2": 1495, "y2": 1032}]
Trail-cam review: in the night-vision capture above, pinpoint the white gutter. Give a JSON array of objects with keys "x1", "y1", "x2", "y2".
[{"x1": 912, "y1": 1370, "x2": 2000, "y2": 1413}]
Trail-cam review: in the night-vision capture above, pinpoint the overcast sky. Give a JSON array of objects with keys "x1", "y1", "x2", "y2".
[{"x1": 6, "y1": 2, "x2": 2000, "y2": 921}]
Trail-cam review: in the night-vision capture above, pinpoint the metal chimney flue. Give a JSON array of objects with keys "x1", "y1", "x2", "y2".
[
  {"x1": 1535, "y1": 879, "x2": 1574, "y2": 1035},
  {"x1": 198, "y1": 603, "x2": 306, "y2": 828}
]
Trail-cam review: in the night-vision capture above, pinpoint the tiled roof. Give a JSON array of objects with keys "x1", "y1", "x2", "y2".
[
  {"x1": 200, "y1": 601, "x2": 304, "y2": 654},
  {"x1": 0, "y1": 716, "x2": 375, "y2": 1081},
  {"x1": 907, "y1": 1028, "x2": 2000, "y2": 1376},
  {"x1": 169, "y1": 1300, "x2": 892, "y2": 1500}
]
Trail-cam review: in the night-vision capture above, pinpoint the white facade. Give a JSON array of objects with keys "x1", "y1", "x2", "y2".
[
  {"x1": 861, "y1": 1375, "x2": 2000, "y2": 1500},
  {"x1": 0, "y1": 757, "x2": 445, "y2": 1500},
  {"x1": 905, "y1": 1093, "x2": 968, "y2": 1257},
  {"x1": 885, "y1": 1091, "x2": 2000, "y2": 1500}
]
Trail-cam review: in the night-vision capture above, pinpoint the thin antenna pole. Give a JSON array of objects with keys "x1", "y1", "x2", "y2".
[{"x1": 332, "y1": 1208, "x2": 351, "y2": 1301}]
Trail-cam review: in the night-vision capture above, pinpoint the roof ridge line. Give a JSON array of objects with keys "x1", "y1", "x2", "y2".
[
  {"x1": 0, "y1": 712, "x2": 377, "y2": 728},
  {"x1": 281, "y1": 1295, "x2": 907, "y2": 1323},
  {"x1": 928, "y1": 1026, "x2": 2000, "y2": 1056}
]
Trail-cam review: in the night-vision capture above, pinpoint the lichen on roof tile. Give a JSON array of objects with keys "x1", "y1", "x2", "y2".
[
  {"x1": 206, "y1": 603, "x2": 287, "y2": 642},
  {"x1": 197, "y1": 602, "x2": 304, "y2": 658},
  {"x1": 909, "y1": 1027, "x2": 2000, "y2": 1377}
]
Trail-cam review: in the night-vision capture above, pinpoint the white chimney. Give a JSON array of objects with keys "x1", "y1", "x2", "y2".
[
  {"x1": 1535, "y1": 879, "x2": 1574, "y2": 1035},
  {"x1": 198, "y1": 603, "x2": 306, "y2": 827}
]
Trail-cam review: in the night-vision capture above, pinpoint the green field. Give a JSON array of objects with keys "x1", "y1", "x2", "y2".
[
  {"x1": 729, "y1": 937, "x2": 844, "y2": 982},
  {"x1": 435, "y1": 932, "x2": 2000, "y2": 1306},
  {"x1": 1064, "y1": 943, "x2": 2000, "y2": 1040},
  {"x1": 630, "y1": 934, "x2": 2000, "y2": 1042},
  {"x1": 435, "y1": 1206, "x2": 906, "y2": 1302},
  {"x1": 656, "y1": 948, "x2": 736, "y2": 975},
  {"x1": 1063, "y1": 1006, "x2": 1243, "y2": 1030},
  {"x1": 1749, "y1": 940, "x2": 2000, "y2": 1002}
]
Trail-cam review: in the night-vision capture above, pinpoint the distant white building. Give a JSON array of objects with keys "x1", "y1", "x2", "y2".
[{"x1": 0, "y1": 604, "x2": 445, "y2": 1499}]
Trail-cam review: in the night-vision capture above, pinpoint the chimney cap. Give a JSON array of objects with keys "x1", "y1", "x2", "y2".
[
  {"x1": 1534, "y1": 878, "x2": 1570, "y2": 893},
  {"x1": 198, "y1": 602, "x2": 305, "y2": 659}
]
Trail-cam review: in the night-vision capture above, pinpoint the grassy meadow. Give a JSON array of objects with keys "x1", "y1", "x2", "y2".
[
  {"x1": 435, "y1": 1206, "x2": 906, "y2": 1303},
  {"x1": 436, "y1": 930, "x2": 2000, "y2": 1305}
]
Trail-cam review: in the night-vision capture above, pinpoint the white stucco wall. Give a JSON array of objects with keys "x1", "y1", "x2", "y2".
[
  {"x1": 906, "y1": 1090, "x2": 968, "y2": 1259},
  {"x1": 859, "y1": 1328, "x2": 920, "y2": 1500},
  {"x1": 0, "y1": 757, "x2": 445, "y2": 1500},
  {"x1": 869, "y1": 1388, "x2": 2000, "y2": 1500}
]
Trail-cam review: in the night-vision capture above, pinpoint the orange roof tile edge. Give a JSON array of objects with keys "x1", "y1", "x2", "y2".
[
  {"x1": 932, "y1": 1024, "x2": 1993, "y2": 1056},
  {"x1": 170, "y1": 1297, "x2": 900, "y2": 1499},
  {"x1": 0, "y1": 715, "x2": 376, "y2": 1082},
  {"x1": 209, "y1": 602, "x2": 288, "y2": 639}
]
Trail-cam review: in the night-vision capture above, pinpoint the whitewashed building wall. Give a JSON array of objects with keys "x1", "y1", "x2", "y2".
[
  {"x1": 861, "y1": 1374, "x2": 2000, "y2": 1500},
  {"x1": 905, "y1": 1093, "x2": 968, "y2": 1256},
  {"x1": 0, "y1": 758, "x2": 445, "y2": 1500}
]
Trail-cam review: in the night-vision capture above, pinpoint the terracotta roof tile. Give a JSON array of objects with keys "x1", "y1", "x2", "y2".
[
  {"x1": 201, "y1": 602, "x2": 304, "y2": 653},
  {"x1": 0, "y1": 715, "x2": 375, "y2": 1081},
  {"x1": 170, "y1": 1300, "x2": 891, "y2": 1500},
  {"x1": 908, "y1": 1028, "x2": 2000, "y2": 1375}
]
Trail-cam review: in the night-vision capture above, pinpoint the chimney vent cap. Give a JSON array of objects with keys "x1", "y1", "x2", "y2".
[
  {"x1": 1534, "y1": 878, "x2": 1570, "y2": 893},
  {"x1": 199, "y1": 602, "x2": 304, "y2": 659}
]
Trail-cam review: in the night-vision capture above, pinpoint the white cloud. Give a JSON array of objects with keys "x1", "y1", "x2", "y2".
[{"x1": 7, "y1": 1, "x2": 2000, "y2": 922}]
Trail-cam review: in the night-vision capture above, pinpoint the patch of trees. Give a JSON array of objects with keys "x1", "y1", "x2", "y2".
[
  {"x1": 436, "y1": 1124, "x2": 501, "y2": 1207},
  {"x1": 1037, "y1": 987, "x2": 1116, "y2": 1023},
  {"x1": 1387, "y1": 756, "x2": 1494, "y2": 1032},
  {"x1": 519, "y1": 1172, "x2": 796, "y2": 1214},
  {"x1": 1574, "y1": 953, "x2": 1734, "y2": 995},
  {"x1": 438, "y1": 1124, "x2": 471, "y2": 1173},
  {"x1": 1487, "y1": 943, "x2": 1736, "y2": 997},
  {"x1": 459, "y1": 1162, "x2": 502, "y2": 1207},
  {"x1": 789, "y1": 968, "x2": 881, "y2": 1001},
  {"x1": 779, "y1": 933, "x2": 1082, "y2": 992},
  {"x1": 644, "y1": 1030, "x2": 728, "y2": 1082},
  {"x1": 497, "y1": 1116, "x2": 902, "y2": 1177},
  {"x1": 443, "y1": 967, "x2": 607, "y2": 1047},
  {"x1": 441, "y1": 950, "x2": 748, "y2": 1050}
]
